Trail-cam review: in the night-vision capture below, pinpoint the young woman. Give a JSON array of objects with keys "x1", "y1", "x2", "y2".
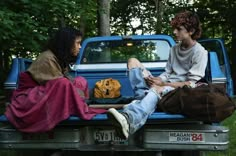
[{"x1": 5, "y1": 27, "x2": 107, "y2": 133}]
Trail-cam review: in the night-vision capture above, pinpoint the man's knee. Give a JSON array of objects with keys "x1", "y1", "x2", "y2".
[
  {"x1": 127, "y1": 58, "x2": 142, "y2": 69},
  {"x1": 73, "y1": 76, "x2": 88, "y2": 90}
]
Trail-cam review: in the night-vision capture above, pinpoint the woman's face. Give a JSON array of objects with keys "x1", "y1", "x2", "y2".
[{"x1": 71, "y1": 36, "x2": 82, "y2": 57}]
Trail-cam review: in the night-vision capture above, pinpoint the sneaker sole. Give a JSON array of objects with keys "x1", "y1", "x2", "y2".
[{"x1": 107, "y1": 109, "x2": 128, "y2": 139}]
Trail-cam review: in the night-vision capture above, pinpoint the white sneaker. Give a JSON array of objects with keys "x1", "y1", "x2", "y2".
[{"x1": 107, "y1": 108, "x2": 129, "y2": 139}]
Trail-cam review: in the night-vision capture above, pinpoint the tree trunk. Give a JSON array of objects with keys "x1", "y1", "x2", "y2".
[
  {"x1": 98, "y1": 0, "x2": 111, "y2": 36},
  {"x1": 153, "y1": 0, "x2": 163, "y2": 34}
]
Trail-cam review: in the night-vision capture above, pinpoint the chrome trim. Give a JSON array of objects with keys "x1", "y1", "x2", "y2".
[
  {"x1": 212, "y1": 77, "x2": 227, "y2": 83},
  {"x1": 71, "y1": 62, "x2": 166, "y2": 71}
]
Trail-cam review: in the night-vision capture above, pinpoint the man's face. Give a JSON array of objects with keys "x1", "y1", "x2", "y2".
[{"x1": 173, "y1": 26, "x2": 192, "y2": 42}]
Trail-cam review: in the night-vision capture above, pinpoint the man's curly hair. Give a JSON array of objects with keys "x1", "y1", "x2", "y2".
[{"x1": 171, "y1": 11, "x2": 202, "y2": 40}]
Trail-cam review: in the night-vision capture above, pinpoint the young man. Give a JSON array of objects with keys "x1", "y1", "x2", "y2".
[{"x1": 107, "y1": 11, "x2": 208, "y2": 139}]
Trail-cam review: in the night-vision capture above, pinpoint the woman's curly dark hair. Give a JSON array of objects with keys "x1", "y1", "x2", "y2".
[
  {"x1": 171, "y1": 11, "x2": 202, "y2": 40},
  {"x1": 46, "y1": 27, "x2": 82, "y2": 69}
]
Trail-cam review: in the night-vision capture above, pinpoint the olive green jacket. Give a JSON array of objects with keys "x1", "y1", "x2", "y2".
[{"x1": 27, "y1": 50, "x2": 63, "y2": 84}]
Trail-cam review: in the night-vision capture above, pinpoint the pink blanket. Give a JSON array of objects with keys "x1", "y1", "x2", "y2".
[{"x1": 5, "y1": 72, "x2": 107, "y2": 133}]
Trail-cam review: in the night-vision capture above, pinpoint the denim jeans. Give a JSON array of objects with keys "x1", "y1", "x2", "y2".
[
  {"x1": 124, "y1": 67, "x2": 174, "y2": 134},
  {"x1": 123, "y1": 89, "x2": 159, "y2": 134},
  {"x1": 128, "y1": 68, "x2": 149, "y2": 100}
]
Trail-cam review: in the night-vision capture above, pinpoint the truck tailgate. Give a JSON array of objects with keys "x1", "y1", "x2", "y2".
[{"x1": 0, "y1": 114, "x2": 228, "y2": 151}]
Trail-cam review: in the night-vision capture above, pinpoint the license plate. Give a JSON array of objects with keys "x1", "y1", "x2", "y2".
[
  {"x1": 169, "y1": 132, "x2": 205, "y2": 142},
  {"x1": 94, "y1": 129, "x2": 127, "y2": 144}
]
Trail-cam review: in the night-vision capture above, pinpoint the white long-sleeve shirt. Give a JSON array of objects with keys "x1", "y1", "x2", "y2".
[{"x1": 159, "y1": 42, "x2": 208, "y2": 83}]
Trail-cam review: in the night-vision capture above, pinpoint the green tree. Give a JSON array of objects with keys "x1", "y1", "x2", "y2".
[
  {"x1": 1, "y1": 0, "x2": 236, "y2": 93},
  {"x1": 193, "y1": 0, "x2": 236, "y2": 90},
  {"x1": 0, "y1": 0, "x2": 98, "y2": 91},
  {"x1": 110, "y1": 0, "x2": 194, "y2": 35}
]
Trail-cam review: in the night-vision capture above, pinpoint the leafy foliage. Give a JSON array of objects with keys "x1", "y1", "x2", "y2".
[
  {"x1": 1, "y1": 0, "x2": 235, "y2": 60},
  {"x1": 193, "y1": 0, "x2": 236, "y2": 55},
  {"x1": 0, "y1": 0, "x2": 97, "y2": 92},
  {"x1": 110, "y1": 0, "x2": 194, "y2": 36},
  {"x1": 0, "y1": 0, "x2": 97, "y2": 58},
  {"x1": 0, "y1": 0, "x2": 236, "y2": 93}
]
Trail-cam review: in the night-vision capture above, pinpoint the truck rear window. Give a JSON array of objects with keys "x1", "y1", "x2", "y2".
[{"x1": 81, "y1": 40, "x2": 171, "y2": 64}]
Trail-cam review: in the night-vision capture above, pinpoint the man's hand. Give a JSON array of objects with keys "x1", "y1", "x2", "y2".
[{"x1": 145, "y1": 76, "x2": 164, "y2": 86}]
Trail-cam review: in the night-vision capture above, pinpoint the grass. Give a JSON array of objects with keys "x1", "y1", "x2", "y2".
[
  {"x1": 206, "y1": 112, "x2": 236, "y2": 156},
  {"x1": 206, "y1": 97, "x2": 236, "y2": 156}
]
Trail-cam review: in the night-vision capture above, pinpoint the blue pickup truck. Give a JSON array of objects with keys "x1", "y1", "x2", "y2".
[{"x1": 0, "y1": 35, "x2": 234, "y2": 156}]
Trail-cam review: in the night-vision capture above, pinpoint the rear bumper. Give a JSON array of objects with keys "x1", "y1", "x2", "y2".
[{"x1": 0, "y1": 114, "x2": 228, "y2": 151}]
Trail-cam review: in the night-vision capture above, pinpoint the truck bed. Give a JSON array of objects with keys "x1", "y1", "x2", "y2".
[{"x1": 0, "y1": 36, "x2": 233, "y2": 154}]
